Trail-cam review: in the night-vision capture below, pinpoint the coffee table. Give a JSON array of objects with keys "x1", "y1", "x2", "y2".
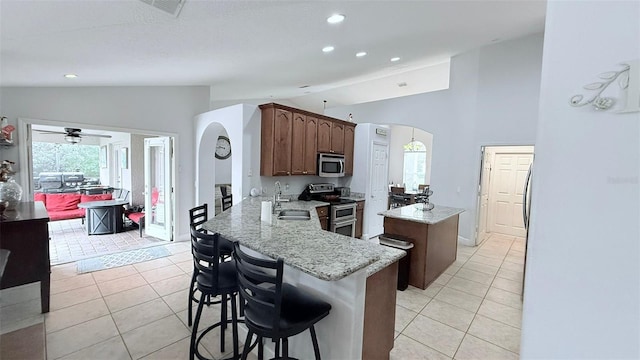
[{"x1": 78, "y1": 199, "x2": 129, "y2": 235}]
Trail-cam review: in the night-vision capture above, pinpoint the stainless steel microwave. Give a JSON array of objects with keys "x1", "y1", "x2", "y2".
[{"x1": 318, "y1": 153, "x2": 345, "y2": 177}]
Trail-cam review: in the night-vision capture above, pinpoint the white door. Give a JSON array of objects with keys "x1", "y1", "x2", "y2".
[
  {"x1": 144, "y1": 137, "x2": 173, "y2": 240},
  {"x1": 111, "y1": 143, "x2": 124, "y2": 189},
  {"x1": 476, "y1": 149, "x2": 492, "y2": 245},
  {"x1": 488, "y1": 151, "x2": 533, "y2": 237},
  {"x1": 368, "y1": 143, "x2": 389, "y2": 238}
]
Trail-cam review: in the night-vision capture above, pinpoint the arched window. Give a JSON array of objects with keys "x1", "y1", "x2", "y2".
[{"x1": 403, "y1": 140, "x2": 426, "y2": 192}]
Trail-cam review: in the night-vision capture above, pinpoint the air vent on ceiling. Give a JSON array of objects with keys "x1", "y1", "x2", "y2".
[{"x1": 139, "y1": 0, "x2": 185, "y2": 17}]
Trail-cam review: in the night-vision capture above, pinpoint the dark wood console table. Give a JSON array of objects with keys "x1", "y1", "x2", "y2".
[{"x1": 0, "y1": 201, "x2": 50, "y2": 313}]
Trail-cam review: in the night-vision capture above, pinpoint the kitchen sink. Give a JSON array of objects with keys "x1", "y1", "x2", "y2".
[{"x1": 277, "y1": 209, "x2": 311, "y2": 220}]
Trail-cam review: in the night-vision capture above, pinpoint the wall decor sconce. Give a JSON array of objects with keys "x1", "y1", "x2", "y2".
[{"x1": 570, "y1": 60, "x2": 639, "y2": 113}]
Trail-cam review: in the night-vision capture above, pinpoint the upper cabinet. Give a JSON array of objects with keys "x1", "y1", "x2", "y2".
[
  {"x1": 260, "y1": 103, "x2": 356, "y2": 177},
  {"x1": 317, "y1": 119, "x2": 332, "y2": 153},
  {"x1": 291, "y1": 113, "x2": 317, "y2": 175},
  {"x1": 261, "y1": 106, "x2": 292, "y2": 176},
  {"x1": 344, "y1": 124, "x2": 355, "y2": 176},
  {"x1": 331, "y1": 122, "x2": 345, "y2": 154}
]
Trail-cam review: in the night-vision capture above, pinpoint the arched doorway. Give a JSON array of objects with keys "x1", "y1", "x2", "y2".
[{"x1": 197, "y1": 122, "x2": 232, "y2": 211}]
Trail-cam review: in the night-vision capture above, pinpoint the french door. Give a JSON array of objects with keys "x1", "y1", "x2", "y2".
[{"x1": 144, "y1": 137, "x2": 173, "y2": 240}]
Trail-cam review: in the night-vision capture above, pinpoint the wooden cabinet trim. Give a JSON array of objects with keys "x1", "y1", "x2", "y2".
[{"x1": 259, "y1": 102, "x2": 354, "y2": 126}]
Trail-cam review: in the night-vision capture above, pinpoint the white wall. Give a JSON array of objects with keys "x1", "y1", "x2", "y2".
[
  {"x1": 326, "y1": 33, "x2": 544, "y2": 244},
  {"x1": 520, "y1": 1, "x2": 640, "y2": 358},
  {"x1": 387, "y1": 125, "x2": 433, "y2": 187},
  {"x1": 0, "y1": 86, "x2": 210, "y2": 240}
]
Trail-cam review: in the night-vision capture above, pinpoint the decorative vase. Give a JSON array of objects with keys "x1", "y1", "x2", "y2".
[{"x1": 0, "y1": 176, "x2": 22, "y2": 210}]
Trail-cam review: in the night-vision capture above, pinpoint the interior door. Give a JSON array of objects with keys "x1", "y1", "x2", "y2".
[
  {"x1": 369, "y1": 142, "x2": 389, "y2": 238},
  {"x1": 488, "y1": 152, "x2": 533, "y2": 237},
  {"x1": 111, "y1": 143, "x2": 124, "y2": 189},
  {"x1": 476, "y1": 148, "x2": 492, "y2": 245},
  {"x1": 144, "y1": 137, "x2": 173, "y2": 240}
]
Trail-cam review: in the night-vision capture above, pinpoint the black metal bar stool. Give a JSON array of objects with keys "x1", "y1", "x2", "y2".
[
  {"x1": 233, "y1": 242, "x2": 332, "y2": 360},
  {"x1": 188, "y1": 204, "x2": 234, "y2": 327},
  {"x1": 189, "y1": 226, "x2": 240, "y2": 360}
]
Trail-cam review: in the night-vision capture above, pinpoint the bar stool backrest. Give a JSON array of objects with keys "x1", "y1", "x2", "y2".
[
  {"x1": 233, "y1": 242, "x2": 284, "y2": 334},
  {"x1": 190, "y1": 225, "x2": 221, "y2": 290},
  {"x1": 189, "y1": 204, "x2": 208, "y2": 232}
]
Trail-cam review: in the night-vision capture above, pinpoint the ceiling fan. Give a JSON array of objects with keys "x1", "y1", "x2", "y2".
[{"x1": 34, "y1": 127, "x2": 112, "y2": 144}]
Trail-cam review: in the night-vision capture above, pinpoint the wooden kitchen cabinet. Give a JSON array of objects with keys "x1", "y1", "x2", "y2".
[
  {"x1": 331, "y1": 122, "x2": 345, "y2": 154},
  {"x1": 317, "y1": 119, "x2": 332, "y2": 153},
  {"x1": 260, "y1": 103, "x2": 355, "y2": 176},
  {"x1": 261, "y1": 105, "x2": 292, "y2": 176},
  {"x1": 355, "y1": 200, "x2": 365, "y2": 239},
  {"x1": 316, "y1": 206, "x2": 329, "y2": 231},
  {"x1": 291, "y1": 113, "x2": 318, "y2": 175},
  {"x1": 344, "y1": 124, "x2": 355, "y2": 175}
]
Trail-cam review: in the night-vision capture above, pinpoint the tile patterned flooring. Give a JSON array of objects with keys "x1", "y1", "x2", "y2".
[
  {"x1": 0, "y1": 233, "x2": 524, "y2": 359},
  {"x1": 49, "y1": 219, "x2": 164, "y2": 265}
]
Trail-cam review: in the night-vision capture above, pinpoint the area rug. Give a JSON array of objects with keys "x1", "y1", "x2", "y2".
[{"x1": 77, "y1": 246, "x2": 171, "y2": 273}]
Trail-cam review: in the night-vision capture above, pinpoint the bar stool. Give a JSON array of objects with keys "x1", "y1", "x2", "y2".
[
  {"x1": 189, "y1": 226, "x2": 240, "y2": 360},
  {"x1": 233, "y1": 242, "x2": 332, "y2": 360},
  {"x1": 188, "y1": 204, "x2": 234, "y2": 326}
]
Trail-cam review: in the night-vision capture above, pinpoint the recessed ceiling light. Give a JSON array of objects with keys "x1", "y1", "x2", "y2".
[
  {"x1": 356, "y1": 52, "x2": 367, "y2": 57},
  {"x1": 327, "y1": 14, "x2": 345, "y2": 24},
  {"x1": 64, "y1": 74, "x2": 78, "y2": 79},
  {"x1": 390, "y1": 57, "x2": 400, "y2": 62},
  {"x1": 322, "y1": 46, "x2": 335, "y2": 53}
]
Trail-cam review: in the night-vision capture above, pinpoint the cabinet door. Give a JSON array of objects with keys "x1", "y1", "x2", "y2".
[
  {"x1": 356, "y1": 210, "x2": 364, "y2": 238},
  {"x1": 273, "y1": 108, "x2": 292, "y2": 176},
  {"x1": 317, "y1": 119, "x2": 332, "y2": 153},
  {"x1": 331, "y1": 122, "x2": 345, "y2": 154},
  {"x1": 291, "y1": 113, "x2": 306, "y2": 175},
  {"x1": 344, "y1": 124, "x2": 355, "y2": 175},
  {"x1": 304, "y1": 116, "x2": 318, "y2": 175},
  {"x1": 355, "y1": 200, "x2": 364, "y2": 238}
]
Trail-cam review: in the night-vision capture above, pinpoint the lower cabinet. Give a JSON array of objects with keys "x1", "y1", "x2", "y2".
[
  {"x1": 316, "y1": 206, "x2": 329, "y2": 231},
  {"x1": 355, "y1": 200, "x2": 365, "y2": 239}
]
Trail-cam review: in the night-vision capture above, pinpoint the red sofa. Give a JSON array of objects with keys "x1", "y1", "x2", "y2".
[{"x1": 34, "y1": 193, "x2": 113, "y2": 221}]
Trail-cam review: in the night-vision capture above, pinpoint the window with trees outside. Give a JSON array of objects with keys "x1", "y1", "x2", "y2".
[
  {"x1": 403, "y1": 141, "x2": 426, "y2": 192},
  {"x1": 32, "y1": 142, "x2": 100, "y2": 179}
]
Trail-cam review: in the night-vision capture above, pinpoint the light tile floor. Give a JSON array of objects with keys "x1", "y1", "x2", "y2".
[
  {"x1": 49, "y1": 218, "x2": 164, "y2": 265},
  {"x1": 390, "y1": 233, "x2": 525, "y2": 360},
  {"x1": 1, "y1": 233, "x2": 524, "y2": 359}
]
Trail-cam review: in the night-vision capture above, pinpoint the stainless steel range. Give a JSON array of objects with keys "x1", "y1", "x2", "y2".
[{"x1": 299, "y1": 183, "x2": 357, "y2": 237}]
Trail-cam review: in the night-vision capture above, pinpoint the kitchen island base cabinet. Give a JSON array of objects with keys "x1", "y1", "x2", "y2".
[
  {"x1": 363, "y1": 261, "x2": 398, "y2": 360},
  {"x1": 384, "y1": 214, "x2": 459, "y2": 290}
]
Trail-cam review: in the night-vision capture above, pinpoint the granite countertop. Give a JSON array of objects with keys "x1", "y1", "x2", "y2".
[
  {"x1": 378, "y1": 204, "x2": 465, "y2": 224},
  {"x1": 202, "y1": 197, "x2": 404, "y2": 281}
]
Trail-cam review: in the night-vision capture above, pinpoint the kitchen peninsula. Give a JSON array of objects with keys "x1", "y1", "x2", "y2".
[
  {"x1": 379, "y1": 204, "x2": 464, "y2": 289},
  {"x1": 202, "y1": 197, "x2": 404, "y2": 359}
]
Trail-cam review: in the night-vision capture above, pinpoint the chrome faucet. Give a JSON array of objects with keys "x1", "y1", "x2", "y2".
[{"x1": 273, "y1": 181, "x2": 282, "y2": 213}]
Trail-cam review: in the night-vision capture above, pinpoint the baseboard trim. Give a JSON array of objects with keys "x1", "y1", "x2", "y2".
[{"x1": 458, "y1": 235, "x2": 474, "y2": 247}]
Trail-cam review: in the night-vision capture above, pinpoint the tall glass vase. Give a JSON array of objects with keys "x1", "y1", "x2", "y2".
[{"x1": 0, "y1": 176, "x2": 23, "y2": 210}]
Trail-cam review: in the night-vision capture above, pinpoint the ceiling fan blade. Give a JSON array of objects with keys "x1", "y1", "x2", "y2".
[
  {"x1": 34, "y1": 130, "x2": 67, "y2": 135},
  {"x1": 81, "y1": 133, "x2": 112, "y2": 138}
]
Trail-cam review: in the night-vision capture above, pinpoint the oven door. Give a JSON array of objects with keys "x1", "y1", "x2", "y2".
[
  {"x1": 332, "y1": 203, "x2": 356, "y2": 220},
  {"x1": 331, "y1": 218, "x2": 356, "y2": 237}
]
